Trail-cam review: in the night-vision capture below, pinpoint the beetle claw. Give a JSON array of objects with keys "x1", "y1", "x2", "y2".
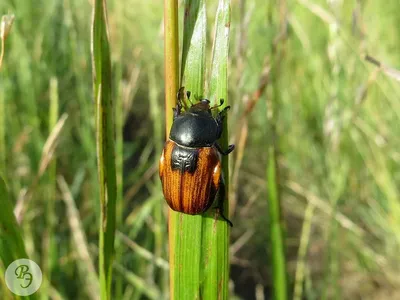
[
  {"x1": 214, "y1": 207, "x2": 233, "y2": 227},
  {"x1": 220, "y1": 106, "x2": 230, "y2": 114},
  {"x1": 215, "y1": 143, "x2": 235, "y2": 156}
]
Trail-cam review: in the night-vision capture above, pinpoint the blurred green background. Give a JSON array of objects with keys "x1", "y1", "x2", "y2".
[{"x1": 1, "y1": 0, "x2": 400, "y2": 299}]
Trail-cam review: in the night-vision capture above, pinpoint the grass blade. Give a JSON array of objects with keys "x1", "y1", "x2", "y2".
[
  {"x1": 180, "y1": 0, "x2": 206, "y2": 93},
  {"x1": 40, "y1": 77, "x2": 59, "y2": 299},
  {"x1": 168, "y1": 0, "x2": 206, "y2": 298},
  {"x1": 91, "y1": 0, "x2": 116, "y2": 298},
  {"x1": 205, "y1": 0, "x2": 231, "y2": 299},
  {"x1": 168, "y1": 0, "x2": 231, "y2": 298},
  {"x1": 163, "y1": 0, "x2": 180, "y2": 297},
  {"x1": 0, "y1": 176, "x2": 28, "y2": 266}
]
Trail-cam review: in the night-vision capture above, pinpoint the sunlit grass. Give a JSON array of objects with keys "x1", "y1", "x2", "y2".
[{"x1": 0, "y1": 0, "x2": 400, "y2": 299}]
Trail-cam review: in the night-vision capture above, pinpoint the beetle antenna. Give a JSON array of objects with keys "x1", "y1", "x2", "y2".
[{"x1": 220, "y1": 105, "x2": 230, "y2": 114}]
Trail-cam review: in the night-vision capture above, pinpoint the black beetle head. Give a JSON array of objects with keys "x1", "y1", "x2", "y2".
[{"x1": 188, "y1": 99, "x2": 211, "y2": 113}]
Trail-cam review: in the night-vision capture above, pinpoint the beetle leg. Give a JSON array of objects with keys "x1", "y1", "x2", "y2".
[
  {"x1": 216, "y1": 106, "x2": 230, "y2": 123},
  {"x1": 174, "y1": 87, "x2": 186, "y2": 118},
  {"x1": 177, "y1": 86, "x2": 185, "y2": 102},
  {"x1": 215, "y1": 178, "x2": 233, "y2": 227},
  {"x1": 210, "y1": 98, "x2": 225, "y2": 110},
  {"x1": 218, "y1": 105, "x2": 230, "y2": 115},
  {"x1": 216, "y1": 106, "x2": 231, "y2": 138},
  {"x1": 173, "y1": 105, "x2": 181, "y2": 119},
  {"x1": 215, "y1": 143, "x2": 235, "y2": 156},
  {"x1": 215, "y1": 104, "x2": 233, "y2": 145}
]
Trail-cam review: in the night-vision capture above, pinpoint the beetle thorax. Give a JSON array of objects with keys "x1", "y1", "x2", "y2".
[{"x1": 169, "y1": 111, "x2": 219, "y2": 148}]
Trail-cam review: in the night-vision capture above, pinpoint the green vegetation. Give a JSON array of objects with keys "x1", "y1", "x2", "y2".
[{"x1": 1, "y1": 0, "x2": 400, "y2": 299}]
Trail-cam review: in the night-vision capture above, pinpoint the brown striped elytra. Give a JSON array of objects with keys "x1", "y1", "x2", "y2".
[
  {"x1": 159, "y1": 140, "x2": 220, "y2": 214},
  {"x1": 159, "y1": 88, "x2": 235, "y2": 226}
]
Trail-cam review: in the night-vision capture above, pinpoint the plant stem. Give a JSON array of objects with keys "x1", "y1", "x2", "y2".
[
  {"x1": 267, "y1": 145, "x2": 288, "y2": 300},
  {"x1": 164, "y1": 0, "x2": 179, "y2": 135},
  {"x1": 266, "y1": 0, "x2": 288, "y2": 298},
  {"x1": 164, "y1": 0, "x2": 179, "y2": 297}
]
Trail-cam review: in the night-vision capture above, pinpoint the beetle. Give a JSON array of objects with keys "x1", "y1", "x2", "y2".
[{"x1": 159, "y1": 88, "x2": 235, "y2": 226}]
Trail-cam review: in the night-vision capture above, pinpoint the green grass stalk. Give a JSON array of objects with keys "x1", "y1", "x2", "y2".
[
  {"x1": 267, "y1": 146, "x2": 288, "y2": 300},
  {"x1": 41, "y1": 77, "x2": 59, "y2": 299},
  {"x1": 266, "y1": 1, "x2": 288, "y2": 298},
  {"x1": 266, "y1": 84, "x2": 288, "y2": 295},
  {"x1": 91, "y1": 0, "x2": 117, "y2": 298},
  {"x1": 164, "y1": 0, "x2": 179, "y2": 298},
  {"x1": 168, "y1": 0, "x2": 206, "y2": 297}
]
